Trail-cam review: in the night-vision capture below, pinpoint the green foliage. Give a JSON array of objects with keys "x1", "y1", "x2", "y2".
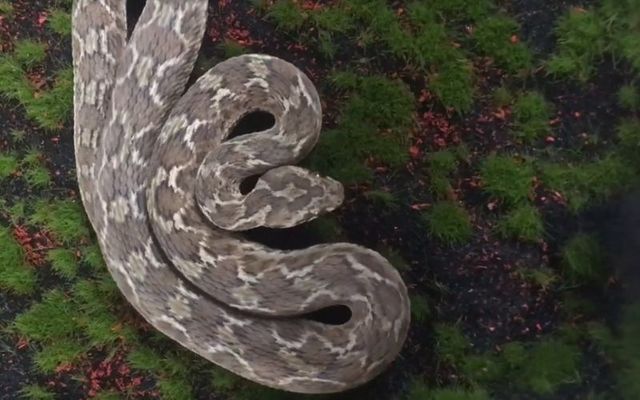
[
  {"x1": 378, "y1": 246, "x2": 410, "y2": 271},
  {"x1": 430, "y1": 61, "x2": 475, "y2": 113},
  {"x1": 26, "y1": 67, "x2": 73, "y2": 130},
  {"x1": 47, "y1": 248, "x2": 78, "y2": 279},
  {"x1": 561, "y1": 233, "x2": 606, "y2": 285},
  {"x1": 13, "y1": 40, "x2": 47, "y2": 69},
  {"x1": 267, "y1": 0, "x2": 307, "y2": 31},
  {"x1": 435, "y1": 323, "x2": 470, "y2": 366},
  {"x1": 410, "y1": 294, "x2": 430, "y2": 323},
  {"x1": 492, "y1": 86, "x2": 513, "y2": 107},
  {"x1": 480, "y1": 155, "x2": 534, "y2": 206},
  {"x1": 519, "y1": 339, "x2": 581, "y2": 394},
  {"x1": 427, "y1": 149, "x2": 460, "y2": 199},
  {"x1": 424, "y1": 201, "x2": 472, "y2": 245},
  {"x1": 617, "y1": 118, "x2": 640, "y2": 166},
  {"x1": 618, "y1": 85, "x2": 640, "y2": 111},
  {"x1": 307, "y1": 74, "x2": 414, "y2": 184},
  {"x1": 408, "y1": 382, "x2": 491, "y2": 400},
  {"x1": 0, "y1": 56, "x2": 33, "y2": 103},
  {"x1": 13, "y1": 289, "x2": 79, "y2": 341},
  {"x1": 128, "y1": 346, "x2": 165, "y2": 372},
  {"x1": 363, "y1": 190, "x2": 400, "y2": 210},
  {"x1": 30, "y1": 199, "x2": 89, "y2": 244},
  {"x1": 19, "y1": 384, "x2": 55, "y2": 400},
  {"x1": 0, "y1": 226, "x2": 36, "y2": 294},
  {"x1": 541, "y1": 154, "x2": 635, "y2": 212},
  {"x1": 158, "y1": 375, "x2": 194, "y2": 400},
  {"x1": 22, "y1": 150, "x2": 51, "y2": 189},
  {"x1": 34, "y1": 338, "x2": 87, "y2": 373},
  {"x1": 0, "y1": 153, "x2": 19, "y2": 180},
  {"x1": 219, "y1": 39, "x2": 247, "y2": 59},
  {"x1": 73, "y1": 278, "x2": 131, "y2": 347},
  {"x1": 48, "y1": 9, "x2": 72, "y2": 36},
  {"x1": 312, "y1": 6, "x2": 354, "y2": 33},
  {"x1": 82, "y1": 243, "x2": 106, "y2": 271},
  {"x1": 591, "y1": 303, "x2": 640, "y2": 399},
  {"x1": 473, "y1": 15, "x2": 532, "y2": 73},
  {"x1": 0, "y1": 1, "x2": 14, "y2": 16},
  {"x1": 512, "y1": 92, "x2": 552, "y2": 142},
  {"x1": 497, "y1": 204, "x2": 544, "y2": 242},
  {"x1": 11, "y1": 129, "x2": 26, "y2": 143},
  {"x1": 429, "y1": 388, "x2": 490, "y2": 400},
  {"x1": 306, "y1": 216, "x2": 344, "y2": 242},
  {"x1": 462, "y1": 353, "x2": 503, "y2": 384},
  {"x1": 429, "y1": 150, "x2": 458, "y2": 177},
  {"x1": 517, "y1": 267, "x2": 557, "y2": 290},
  {"x1": 547, "y1": 8, "x2": 607, "y2": 82}
]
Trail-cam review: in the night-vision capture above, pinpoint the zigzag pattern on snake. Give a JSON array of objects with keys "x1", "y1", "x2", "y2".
[{"x1": 72, "y1": 0, "x2": 410, "y2": 393}]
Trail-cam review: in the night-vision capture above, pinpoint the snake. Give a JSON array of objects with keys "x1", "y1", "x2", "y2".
[{"x1": 71, "y1": 0, "x2": 410, "y2": 394}]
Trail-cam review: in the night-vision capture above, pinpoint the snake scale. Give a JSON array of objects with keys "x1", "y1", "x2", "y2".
[{"x1": 72, "y1": 0, "x2": 410, "y2": 393}]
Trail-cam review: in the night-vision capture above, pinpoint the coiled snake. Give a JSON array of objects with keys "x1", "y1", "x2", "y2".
[{"x1": 72, "y1": 0, "x2": 410, "y2": 393}]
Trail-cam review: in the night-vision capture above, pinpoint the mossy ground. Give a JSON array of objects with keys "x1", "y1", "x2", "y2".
[{"x1": 1, "y1": 0, "x2": 639, "y2": 399}]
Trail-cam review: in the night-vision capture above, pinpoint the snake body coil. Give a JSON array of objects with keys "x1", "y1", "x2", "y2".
[{"x1": 72, "y1": 0, "x2": 410, "y2": 393}]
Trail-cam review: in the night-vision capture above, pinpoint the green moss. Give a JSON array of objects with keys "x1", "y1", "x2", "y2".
[
  {"x1": 92, "y1": 391, "x2": 123, "y2": 400},
  {"x1": 363, "y1": 190, "x2": 400, "y2": 210},
  {"x1": 48, "y1": 9, "x2": 72, "y2": 36},
  {"x1": 11, "y1": 129, "x2": 26, "y2": 143},
  {"x1": 13, "y1": 289, "x2": 79, "y2": 341},
  {"x1": 0, "y1": 226, "x2": 36, "y2": 295},
  {"x1": 73, "y1": 279, "x2": 130, "y2": 346},
  {"x1": 520, "y1": 339, "x2": 581, "y2": 394},
  {"x1": 517, "y1": 267, "x2": 557, "y2": 290},
  {"x1": 19, "y1": 384, "x2": 55, "y2": 400},
  {"x1": 463, "y1": 353, "x2": 503, "y2": 384},
  {"x1": 30, "y1": 199, "x2": 89, "y2": 244},
  {"x1": 512, "y1": 91, "x2": 552, "y2": 142},
  {"x1": 547, "y1": 8, "x2": 607, "y2": 82},
  {"x1": 306, "y1": 215, "x2": 344, "y2": 242},
  {"x1": 218, "y1": 39, "x2": 247, "y2": 59},
  {"x1": 480, "y1": 155, "x2": 534, "y2": 206},
  {"x1": 473, "y1": 15, "x2": 532, "y2": 73},
  {"x1": 13, "y1": 40, "x2": 47, "y2": 69},
  {"x1": 128, "y1": 346, "x2": 165, "y2": 372},
  {"x1": 541, "y1": 154, "x2": 635, "y2": 212},
  {"x1": 410, "y1": 294, "x2": 430, "y2": 323},
  {"x1": 0, "y1": 56, "x2": 33, "y2": 103},
  {"x1": 492, "y1": 86, "x2": 513, "y2": 107},
  {"x1": 34, "y1": 339, "x2": 87, "y2": 373},
  {"x1": 435, "y1": 323, "x2": 470, "y2": 366},
  {"x1": 312, "y1": 6, "x2": 354, "y2": 33},
  {"x1": 26, "y1": 67, "x2": 73, "y2": 130},
  {"x1": 378, "y1": 246, "x2": 410, "y2": 271},
  {"x1": 0, "y1": 1, "x2": 14, "y2": 16},
  {"x1": 618, "y1": 85, "x2": 639, "y2": 111},
  {"x1": 307, "y1": 74, "x2": 414, "y2": 184},
  {"x1": 617, "y1": 118, "x2": 640, "y2": 167},
  {"x1": 561, "y1": 233, "x2": 606, "y2": 285},
  {"x1": 0, "y1": 153, "x2": 19, "y2": 180},
  {"x1": 267, "y1": 0, "x2": 307, "y2": 31},
  {"x1": 424, "y1": 201, "x2": 472, "y2": 245},
  {"x1": 497, "y1": 204, "x2": 544, "y2": 242},
  {"x1": 22, "y1": 149, "x2": 52, "y2": 189},
  {"x1": 428, "y1": 150, "x2": 458, "y2": 177},
  {"x1": 47, "y1": 248, "x2": 78, "y2": 279},
  {"x1": 82, "y1": 243, "x2": 106, "y2": 271},
  {"x1": 430, "y1": 60, "x2": 475, "y2": 113},
  {"x1": 429, "y1": 388, "x2": 490, "y2": 400}
]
